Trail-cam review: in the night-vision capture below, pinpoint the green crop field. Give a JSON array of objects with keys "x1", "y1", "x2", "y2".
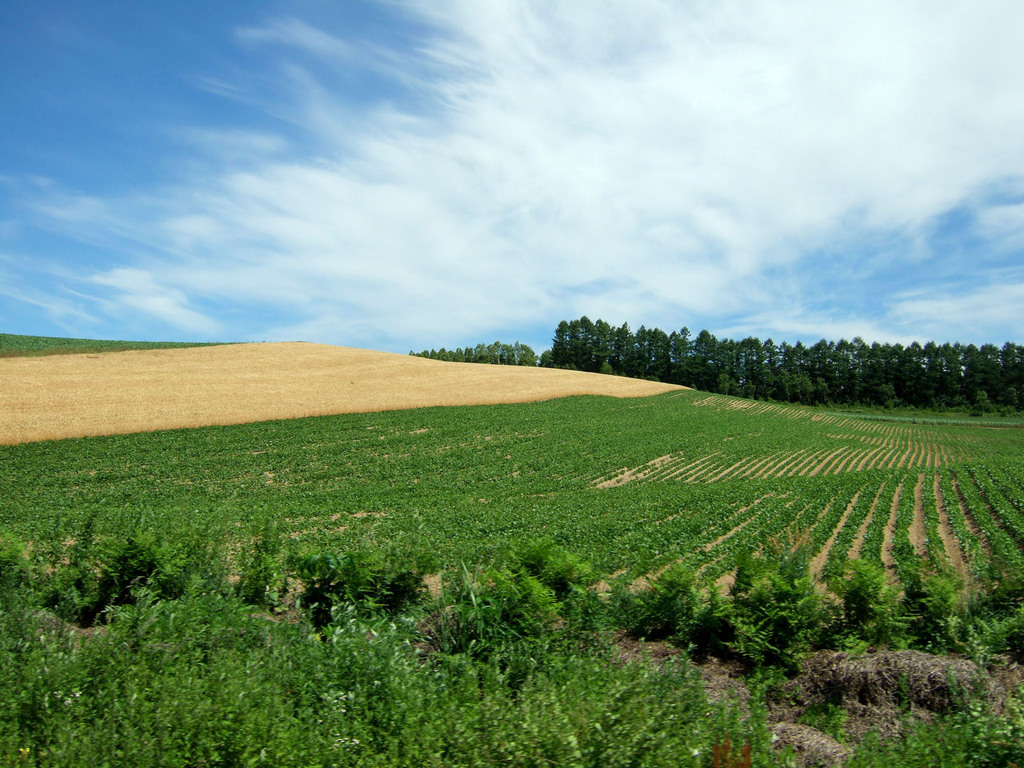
[
  {"x1": 0, "y1": 332, "x2": 226, "y2": 357},
  {"x1": 2, "y1": 388, "x2": 1023, "y2": 766},
  {"x1": 4, "y1": 390, "x2": 1021, "y2": 581}
]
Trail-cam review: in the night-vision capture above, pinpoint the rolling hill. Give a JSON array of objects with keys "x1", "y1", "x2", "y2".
[{"x1": 0, "y1": 341, "x2": 681, "y2": 444}]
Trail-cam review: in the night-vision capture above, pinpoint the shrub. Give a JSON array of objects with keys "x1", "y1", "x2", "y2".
[
  {"x1": 983, "y1": 603, "x2": 1024, "y2": 660},
  {"x1": 515, "y1": 540, "x2": 594, "y2": 599},
  {"x1": 235, "y1": 516, "x2": 287, "y2": 608},
  {"x1": 901, "y1": 563, "x2": 964, "y2": 652},
  {"x1": 43, "y1": 527, "x2": 226, "y2": 626},
  {"x1": 615, "y1": 563, "x2": 703, "y2": 642},
  {"x1": 834, "y1": 559, "x2": 905, "y2": 648},
  {"x1": 295, "y1": 551, "x2": 424, "y2": 627},
  {"x1": 0, "y1": 530, "x2": 31, "y2": 591},
  {"x1": 728, "y1": 545, "x2": 829, "y2": 670},
  {"x1": 427, "y1": 564, "x2": 558, "y2": 658}
]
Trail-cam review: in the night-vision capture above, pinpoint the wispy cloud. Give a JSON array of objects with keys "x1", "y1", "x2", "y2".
[
  {"x1": 890, "y1": 278, "x2": 1024, "y2": 343},
  {"x1": 90, "y1": 268, "x2": 222, "y2": 336},
  {"x1": 11, "y1": 1, "x2": 1024, "y2": 349}
]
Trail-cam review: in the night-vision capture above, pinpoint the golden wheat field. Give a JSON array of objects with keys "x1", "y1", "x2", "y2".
[{"x1": 0, "y1": 342, "x2": 683, "y2": 445}]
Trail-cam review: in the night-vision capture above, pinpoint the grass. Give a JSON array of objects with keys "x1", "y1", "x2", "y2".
[{"x1": 0, "y1": 332, "x2": 228, "y2": 358}]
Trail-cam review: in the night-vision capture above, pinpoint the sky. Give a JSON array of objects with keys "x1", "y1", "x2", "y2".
[{"x1": 2, "y1": 1, "x2": 1023, "y2": 355}]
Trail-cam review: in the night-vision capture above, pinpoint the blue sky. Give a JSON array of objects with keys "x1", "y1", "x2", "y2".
[{"x1": 2, "y1": 1, "x2": 1023, "y2": 354}]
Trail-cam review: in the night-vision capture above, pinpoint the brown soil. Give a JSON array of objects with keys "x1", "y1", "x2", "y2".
[
  {"x1": 847, "y1": 482, "x2": 887, "y2": 560},
  {"x1": 665, "y1": 453, "x2": 721, "y2": 481},
  {"x1": 934, "y1": 473, "x2": 969, "y2": 577},
  {"x1": 683, "y1": 459, "x2": 725, "y2": 483},
  {"x1": 880, "y1": 483, "x2": 902, "y2": 582},
  {"x1": 423, "y1": 573, "x2": 443, "y2": 599},
  {"x1": 0, "y1": 342, "x2": 684, "y2": 445},
  {"x1": 595, "y1": 452, "x2": 683, "y2": 488},
  {"x1": 790, "y1": 449, "x2": 830, "y2": 477},
  {"x1": 756, "y1": 449, "x2": 805, "y2": 479},
  {"x1": 809, "y1": 492, "x2": 862, "y2": 579},
  {"x1": 951, "y1": 474, "x2": 993, "y2": 558},
  {"x1": 909, "y1": 474, "x2": 927, "y2": 557},
  {"x1": 705, "y1": 458, "x2": 750, "y2": 483},
  {"x1": 714, "y1": 569, "x2": 736, "y2": 593},
  {"x1": 807, "y1": 448, "x2": 847, "y2": 477},
  {"x1": 854, "y1": 447, "x2": 884, "y2": 472},
  {"x1": 737, "y1": 452, "x2": 779, "y2": 479}
]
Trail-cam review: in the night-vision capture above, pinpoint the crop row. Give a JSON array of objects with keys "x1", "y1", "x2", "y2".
[{"x1": 592, "y1": 440, "x2": 962, "y2": 488}]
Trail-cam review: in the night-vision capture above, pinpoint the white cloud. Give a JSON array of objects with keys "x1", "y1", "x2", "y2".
[
  {"x1": 0, "y1": 270, "x2": 99, "y2": 330},
  {"x1": 90, "y1": 268, "x2": 222, "y2": 335},
  {"x1": 977, "y1": 202, "x2": 1024, "y2": 252},
  {"x1": 890, "y1": 280, "x2": 1024, "y2": 342},
  {"x1": 16, "y1": 1, "x2": 1024, "y2": 349}
]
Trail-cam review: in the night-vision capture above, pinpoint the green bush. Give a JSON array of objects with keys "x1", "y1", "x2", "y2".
[
  {"x1": 234, "y1": 516, "x2": 287, "y2": 608},
  {"x1": 983, "y1": 603, "x2": 1024, "y2": 659},
  {"x1": 43, "y1": 528, "x2": 226, "y2": 627},
  {"x1": 834, "y1": 559, "x2": 906, "y2": 648},
  {"x1": 515, "y1": 540, "x2": 595, "y2": 598},
  {"x1": 728, "y1": 546, "x2": 829, "y2": 670},
  {"x1": 615, "y1": 563, "x2": 703, "y2": 642},
  {"x1": 901, "y1": 563, "x2": 965, "y2": 652},
  {"x1": 428, "y1": 565, "x2": 559, "y2": 657},
  {"x1": 295, "y1": 551, "x2": 424, "y2": 627},
  {"x1": 0, "y1": 530, "x2": 31, "y2": 592}
]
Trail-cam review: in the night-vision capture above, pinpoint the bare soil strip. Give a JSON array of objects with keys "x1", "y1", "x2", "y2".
[
  {"x1": 664, "y1": 454, "x2": 721, "y2": 482},
  {"x1": 789, "y1": 449, "x2": 830, "y2": 477},
  {"x1": 855, "y1": 447, "x2": 885, "y2": 472},
  {"x1": 0, "y1": 342, "x2": 684, "y2": 445},
  {"x1": 594, "y1": 452, "x2": 683, "y2": 489},
  {"x1": 807, "y1": 448, "x2": 847, "y2": 477},
  {"x1": 871, "y1": 448, "x2": 899, "y2": 471},
  {"x1": 896, "y1": 447, "x2": 915, "y2": 470},
  {"x1": 934, "y1": 473, "x2": 968, "y2": 576},
  {"x1": 739, "y1": 452, "x2": 782, "y2": 479},
  {"x1": 686, "y1": 461, "x2": 726, "y2": 483},
  {"x1": 848, "y1": 482, "x2": 887, "y2": 560},
  {"x1": 645, "y1": 453, "x2": 689, "y2": 481},
  {"x1": 810, "y1": 491, "x2": 862, "y2": 579},
  {"x1": 830, "y1": 450, "x2": 861, "y2": 475},
  {"x1": 907, "y1": 445, "x2": 922, "y2": 470},
  {"x1": 950, "y1": 474, "x2": 992, "y2": 558},
  {"x1": 594, "y1": 469, "x2": 637, "y2": 490},
  {"x1": 755, "y1": 454, "x2": 792, "y2": 479},
  {"x1": 909, "y1": 474, "x2": 927, "y2": 557},
  {"x1": 881, "y1": 482, "x2": 903, "y2": 583},
  {"x1": 767, "y1": 449, "x2": 812, "y2": 478},
  {"x1": 705, "y1": 459, "x2": 751, "y2": 483}
]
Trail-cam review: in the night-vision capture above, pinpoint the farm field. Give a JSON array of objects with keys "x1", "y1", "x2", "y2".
[
  {"x1": 3, "y1": 388, "x2": 1022, "y2": 586},
  {"x1": 0, "y1": 341, "x2": 680, "y2": 444},
  {"x1": 2, "y1": 352, "x2": 1024, "y2": 766}
]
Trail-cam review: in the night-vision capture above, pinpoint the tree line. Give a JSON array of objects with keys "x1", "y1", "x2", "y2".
[
  {"x1": 411, "y1": 341, "x2": 539, "y2": 367},
  {"x1": 540, "y1": 316, "x2": 1024, "y2": 412}
]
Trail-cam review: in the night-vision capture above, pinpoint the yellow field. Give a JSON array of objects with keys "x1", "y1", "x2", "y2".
[{"x1": 0, "y1": 342, "x2": 683, "y2": 444}]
